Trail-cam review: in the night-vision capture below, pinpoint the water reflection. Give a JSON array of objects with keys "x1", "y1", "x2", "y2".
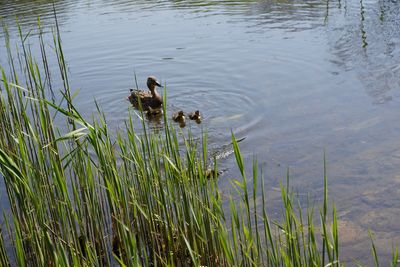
[
  {"x1": 0, "y1": 0, "x2": 70, "y2": 31},
  {"x1": 246, "y1": 0, "x2": 326, "y2": 31},
  {"x1": 327, "y1": 0, "x2": 400, "y2": 104},
  {"x1": 0, "y1": 0, "x2": 328, "y2": 34}
]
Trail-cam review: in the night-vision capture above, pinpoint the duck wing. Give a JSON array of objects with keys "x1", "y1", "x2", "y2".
[{"x1": 128, "y1": 89, "x2": 153, "y2": 109}]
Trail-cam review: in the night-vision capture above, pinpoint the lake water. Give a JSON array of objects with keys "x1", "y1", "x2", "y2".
[{"x1": 1, "y1": 0, "x2": 400, "y2": 264}]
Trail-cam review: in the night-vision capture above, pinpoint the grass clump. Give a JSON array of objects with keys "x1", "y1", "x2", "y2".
[{"x1": 0, "y1": 16, "x2": 389, "y2": 266}]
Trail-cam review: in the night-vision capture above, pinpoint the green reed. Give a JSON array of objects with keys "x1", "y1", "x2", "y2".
[{"x1": 0, "y1": 17, "x2": 392, "y2": 266}]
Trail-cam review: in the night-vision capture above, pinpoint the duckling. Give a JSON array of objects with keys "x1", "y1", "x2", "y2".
[
  {"x1": 188, "y1": 110, "x2": 201, "y2": 123},
  {"x1": 127, "y1": 76, "x2": 163, "y2": 111},
  {"x1": 172, "y1": 110, "x2": 185, "y2": 123},
  {"x1": 205, "y1": 169, "x2": 220, "y2": 179}
]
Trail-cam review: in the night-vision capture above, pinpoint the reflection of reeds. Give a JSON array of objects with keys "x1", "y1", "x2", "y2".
[
  {"x1": 379, "y1": 0, "x2": 385, "y2": 22},
  {"x1": 0, "y1": 14, "x2": 392, "y2": 266},
  {"x1": 360, "y1": 0, "x2": 368, "y2": 48},
  {"x1": 325, "y1": 0, "x2": 329, "y2": 24}
]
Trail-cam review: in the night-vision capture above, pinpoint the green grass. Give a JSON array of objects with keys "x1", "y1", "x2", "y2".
[{"x1": 0, "y1": 16, "x2": 394, "y2": 266}]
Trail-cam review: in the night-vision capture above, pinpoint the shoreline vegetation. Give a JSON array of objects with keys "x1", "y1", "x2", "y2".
[{"x1": 0, "y1": 17, "x2": 397, "y2": 266}]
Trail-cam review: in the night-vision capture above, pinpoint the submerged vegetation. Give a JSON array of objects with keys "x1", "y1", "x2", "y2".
[{"x1": 0, "y1": 17, "x2": 396, "y2": 267}]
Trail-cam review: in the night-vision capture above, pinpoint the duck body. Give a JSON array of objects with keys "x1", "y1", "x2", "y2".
[
  {"x1": 172, "y1": 110, "x2": 185, "y2": 123},
  {"x1": 127, "y1": 76, "x2": 163, "y2": 111},
  {"x1": 128, "y1": 89, "x2": 163, "y2": 111},
  {"x1": 188, "y1": 110, "x2": 201, "y2": 123}
]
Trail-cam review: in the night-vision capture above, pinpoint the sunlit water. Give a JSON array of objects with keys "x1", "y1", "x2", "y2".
[{"x1": 1, "y1": 0, "x2": 400, "y2": 264}]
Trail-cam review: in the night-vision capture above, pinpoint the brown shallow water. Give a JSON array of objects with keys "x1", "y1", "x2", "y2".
[{"x1": 1, "y1": 0, "x2": 400, "y2": 264}]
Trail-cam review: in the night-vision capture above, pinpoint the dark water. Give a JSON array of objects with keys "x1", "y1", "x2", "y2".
[{"x1": 1, "y1": 0, "x2": 400, "y2": 264}]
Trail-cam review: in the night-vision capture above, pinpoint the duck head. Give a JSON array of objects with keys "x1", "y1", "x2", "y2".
[{"x1": 147, "y1": 76, "x2": 162, "y2": 91}]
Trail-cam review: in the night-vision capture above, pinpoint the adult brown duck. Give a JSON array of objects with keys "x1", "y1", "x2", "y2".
[{"x1": 127, "y1": 76, "x2": 163, "y2": 111}]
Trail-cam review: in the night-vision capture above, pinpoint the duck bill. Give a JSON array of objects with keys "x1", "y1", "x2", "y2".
[{"x1": 155, "y1": 81, "x2": 162, "y2": 87}]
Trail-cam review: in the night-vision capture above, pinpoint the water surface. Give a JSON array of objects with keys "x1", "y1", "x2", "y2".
[{"x1": 1, "y1": 0, "x2": 400, "y2": 264}]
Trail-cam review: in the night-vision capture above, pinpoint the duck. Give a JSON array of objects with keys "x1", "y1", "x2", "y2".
[
  {"x1": 127, "y1": 76, "x2": 163, "y2": 111},
  {"x1": 205, "y1": 169, "x2": 220, "y2": 179},
  {"x1": 145, "y1": 106, "x2": 163, "y2": 123},
  {"x1": 188, "y1": 110, "x2": 201, "y2": 123},
  {"x1": 172, "y1": 110, "x2": 185, "y2": 123}
]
